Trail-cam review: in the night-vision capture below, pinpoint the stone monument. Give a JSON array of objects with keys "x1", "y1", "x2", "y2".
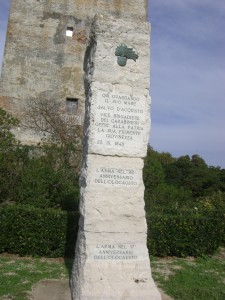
[{"x1": 71, "y1": 15, "x2": 161, "y2": 300}]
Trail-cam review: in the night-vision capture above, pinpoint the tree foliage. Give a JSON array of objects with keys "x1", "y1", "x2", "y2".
[
  {"x1": 144, "y1": 146, "x2": 225, "y2": 211},
  {"x1": 0, "y1": 108, "x2": 80, "y2": 210},
  {"x1": 0, "y1": 108, "x2": 29, "y2": 203},
  {"x1": 25, "y1": 96, "x2": 82, "y2": 144},
  {"x1": 25, "y1": 95, "x2": 82, "y2": 173},
  {"x1": 16, "y1": 148, "x2": 79, "y2": 210}
]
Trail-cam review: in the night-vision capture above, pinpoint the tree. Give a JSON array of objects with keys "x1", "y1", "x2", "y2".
[
  {"x1": 144, "y1": 147, "x2": 165, "y2": 192},
  {"x1": 0, "y1": 104, "x2": 81, "y2": 210},
  {"x1": 0, "y1": 108, "x2": 19, "y2": 149},
  {"x1": 24, "y1": 95, "x2": 83, "y2": 173},
  {"x1": 156, "y1": 151, "x2": 176, "y2": 166},
  {"x1": 0, "y1": 108, "x2": 29, "y2": 203}
]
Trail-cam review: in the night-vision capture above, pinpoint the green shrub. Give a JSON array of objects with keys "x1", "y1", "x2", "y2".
[
  {"x1": 0, "y1": 205, "x2": 79, "y2": 257},
  {"x1": 0, "y1": 206, "x2": 224, "y2": 258},
  {"x1": 0, "y1": 108, "x2": 30, "y2": 203},
  {"x1": 147, "y1": 208, "x2": 225, "y2": 257},
  {"x1": 145, "y1": 183, "x2": 193, "y2": 210},
  {"x1": 13, "y1": 144, "x2": 80, "y2": 211},
  {"x1": 16, "y1": 155, "x2": 80, "y2": 211}
]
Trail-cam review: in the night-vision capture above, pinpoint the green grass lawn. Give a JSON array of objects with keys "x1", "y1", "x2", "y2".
[
  {"x1": 0, "y1": 249, "x2": 224, "y2": 300},
  {"x1": 151, "y1": 248, "x2": 225, "y2": 300},
  {"x1": 0, "y1": 255, "x2": 72, "y2": 300}
]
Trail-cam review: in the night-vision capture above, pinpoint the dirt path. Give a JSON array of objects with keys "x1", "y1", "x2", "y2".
[
  {"x1": 29, "y1": 279, "x2": 173, "y2": 300},
  {"x1": 29, "y1": 280, "x2": 71, "y2": 300}
]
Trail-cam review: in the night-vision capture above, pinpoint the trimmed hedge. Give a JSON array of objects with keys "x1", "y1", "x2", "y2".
[
  {"x1": 147, "y1": 208, "x2": 225, "y2": 257},
  {"x1": 0, "y1": 205, "x2": 79, "y2": 257},
  {"x1": 0, "y1": 205, "x2": 224, "y2": 258}
]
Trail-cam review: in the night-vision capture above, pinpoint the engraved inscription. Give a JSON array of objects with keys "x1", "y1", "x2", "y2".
[
  {"x1": 92, "y1": 244, "x2": 139, "y2": 260},
  {"x1": 93, "y1": 91, "x2": 147, "y2": 149},
  {"x1": 92, "y1": 167, "x2": 140, "y2": 187}
]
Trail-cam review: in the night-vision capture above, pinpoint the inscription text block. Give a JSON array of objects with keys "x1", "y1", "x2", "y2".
[{"x1": 92, "y1": 91, "x2": 147, "y2": 152}]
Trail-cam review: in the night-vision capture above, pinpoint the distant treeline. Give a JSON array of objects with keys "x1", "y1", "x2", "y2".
[{"x1": 144, "y1": 146, "x2": 225, "y2": 211}]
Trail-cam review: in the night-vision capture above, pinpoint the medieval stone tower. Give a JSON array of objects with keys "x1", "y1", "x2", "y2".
[{"x1": 0, "y1": 0, "x2": 148, "y2": 144}]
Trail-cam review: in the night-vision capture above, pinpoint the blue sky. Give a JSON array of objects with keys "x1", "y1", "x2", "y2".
[
  {"x1": 149, "y1": 0, "x2": 225, "y2": 168},
  {"x1": 0, "y1": 0, "x2": 224, "y2": 168}
]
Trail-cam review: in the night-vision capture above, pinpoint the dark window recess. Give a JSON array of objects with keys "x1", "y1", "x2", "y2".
[
  {"x1": 66, "y1": 26, "x2": 74, "y2": 37},
  {"x1": 66, "y1": 98, "x2": 78, "y2": 114}
]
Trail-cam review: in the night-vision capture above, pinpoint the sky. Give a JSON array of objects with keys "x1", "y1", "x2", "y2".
[
  {"x1": 0, "y1": 0, "x2": 224, "y2": 168},
  {"x1": 148, "y1": 0, "x2": 225, "y2": 168}
]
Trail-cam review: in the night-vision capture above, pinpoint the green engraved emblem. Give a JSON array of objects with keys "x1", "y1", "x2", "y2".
[{"x1": 115, "y1": 44, "x2": 138, "y2": 67}]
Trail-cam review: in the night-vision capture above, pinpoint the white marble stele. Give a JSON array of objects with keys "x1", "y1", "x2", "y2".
[{"x1": 71, "y1": 15, "x2": 161, "y2": 300}]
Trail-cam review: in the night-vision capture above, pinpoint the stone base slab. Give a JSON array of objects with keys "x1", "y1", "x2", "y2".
[{"x1": 71, "y1": 231, "x2": 161, "y2": 300}]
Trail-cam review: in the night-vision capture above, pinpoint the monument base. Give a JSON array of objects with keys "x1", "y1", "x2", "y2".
[{"x1": 71, "y1": 231, "x2": 161, "y2": 300}]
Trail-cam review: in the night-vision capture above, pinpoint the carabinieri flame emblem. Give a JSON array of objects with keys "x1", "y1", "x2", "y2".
[{"x1": 115, "y1": 44, "x2": 138, "y2": 67}]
